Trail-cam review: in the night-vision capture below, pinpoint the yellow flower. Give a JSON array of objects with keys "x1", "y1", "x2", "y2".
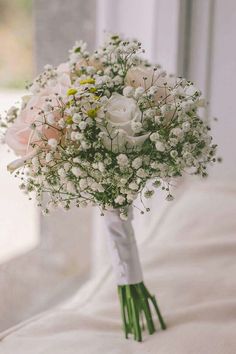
[
  {"x1": 80, "y1": 78, "x2": 95, "y2": 85},
  {"x1": 87, "y1": 108, "x2": 98, "y2": 118},
  {"x1": 89, "y1": 87, "x2": 97, "y2": 93},
  {"x1": 67, "y1": 88, "x2": 78, "y2": 96},
  {"x1": 66, "y1": 116, "x2": 73, "y2": 124}
]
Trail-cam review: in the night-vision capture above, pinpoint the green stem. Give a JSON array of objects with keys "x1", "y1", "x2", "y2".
[{"x1": 117, "y1": 282, "x2": 166, "y2": 342}]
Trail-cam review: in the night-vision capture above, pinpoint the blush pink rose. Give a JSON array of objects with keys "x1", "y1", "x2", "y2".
[
  {"x1": 125, "y1": 66, "x2": 173, "y2": 103},
  {"x1": 5, "y1": 74, "x2": 71, "y2": 158},
  {"x1": 74, "y1": 57, "x2": 103, "y2": 72}
]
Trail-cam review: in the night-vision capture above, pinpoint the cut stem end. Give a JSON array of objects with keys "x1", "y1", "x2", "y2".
[{"x1": 118, "y1": 282, "x2": 166, "y2": 342}]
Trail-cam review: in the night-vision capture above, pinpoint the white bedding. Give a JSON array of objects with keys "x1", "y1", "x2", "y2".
[{"x1": 1, "y1": 179, "x2": 236, "y2": 354}]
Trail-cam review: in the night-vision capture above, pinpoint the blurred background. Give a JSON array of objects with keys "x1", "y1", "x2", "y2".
[{"x1": 0, "y1": 0, "x2": 235, "y2": 331}]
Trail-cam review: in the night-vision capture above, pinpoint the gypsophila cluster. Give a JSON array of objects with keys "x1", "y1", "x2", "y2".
[{"x1": 1, "y1": 34, "x2": 217, "y2": 219}]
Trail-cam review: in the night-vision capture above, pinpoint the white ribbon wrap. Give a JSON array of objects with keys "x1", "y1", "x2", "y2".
[{"x1": 104, "y1": 208, "x2": 143, "y2": 285}]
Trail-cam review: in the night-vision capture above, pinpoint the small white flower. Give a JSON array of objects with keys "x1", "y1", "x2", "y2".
[
  {"x1": 120, "y1": 212, "x2": 128, "y2": 221},
  {"x1": 45, "y1": 153, "x2": 53, "y2": 162},
  {"x1": 98, "y1": 131, "x2": 106, "y2": 139},
  {"x1": 114, "y1": 75, "x2": 123, "y2": 85},
  {"x1": 123, "y1": 86, "x2": 134, "y2": 97},
  {"x1": 72, "y1": 114, "x2": 82, "y2": 123},
  {"x1": 80, "y1": 141, "x2": 91, "y2": 149},
  {"x1": 136, "y1": 168, "x2": 148, "y2": 178},
  {"x1": 42, "y1": 166, "x2": 49, "y2": 173},
  {"x1": 91, "y1": 182, "x2": 104, "y2": 192},
  {"x1": 73, "y1": 157, "x2": 81, "y2": 163},
  {"x1": 75, "y1": 132, "x2": 83, "y2": 140},
  {"x1": 115, "y1": 195, "x2": 125, "y2": 205},
  {"x1": 31, "y1": 157, "x2": 39, "y2": 166},
  {"x1": 132, "y1": 157, "x2": 142, "y2": 169},
  {"x1": 183, "y1": 152, "x2": 192, "y2": 159},
  {"x1": 134, "y1": 87, "x2": 145, "y2": 99},
  {"x1": 58, "y1": 168, "x2": 66, "y2": 177},
  {"x1": 143, "y1": 108, "x2": 156, "y2": 119},
  {"x1": 46, "y1": 113, "x2": 55, "y2": 124},
  {"x1": 150, "y1": 161, "x2": 159, "y2": 169},
  {"x1": 119, "y1": 178, "x2": 128, "y2": 185},
  {"x1": 72, "y1": 167, "x2": 82, "y2": 177},
  {"x1": 148, "y1": 86, "x2": 158, "y2": 95},
  {"x1": 185, "y1": 85, "x2": 199, "y2": 96},
  {"x1": 67, "y1": 181, "x2": 76, "y2": 193},
  {"x1": 169, "y1": 138, "x2": 178, "y2": 146},
  {"x1": 79, "y1": 121, "x2": 87, "y2": 130},
  {"x1": 64, "y1": 162, "x2": 71, "y2": 171},
  {"x1": 150, "y1": 132, "x2": 160, "y2": 142},
  {"x1": 182, "y1": 121, "x2": 191, "y2": 132},
  {"x1": 155, "y1": 141, "x2": 165, "y2": 152},
  {"x1": 170, "y1": 150, "x2": 178, "y2": 158},
  {"x1": 117, "y1": 154, "x2": 129, "y2": 167},
  {"x1": 129, "y1": 182, "x2": 139, "y2": 191},
  {"x1": 58, "y1": 118, "x2": 65, "y2": 128},
  {"x1": 127, "y1": 193, "x2": 137, "y2": 202},
  {"x1": 79, "y1": 179, "x2": 88, "y2": 190},
  {"x1": 98, "y1": 162, "x2": 105, "y2": 172},
  {"x1": 154, "y1": 116, "x2": 161, "y2": 124},
  {"x1": 131, "y1": 121, "x2": 143, "y2": 133},
  {"x1": 48, "y1": 138, "x2": 58, "y2": 149},
  {"x1": 171, "y1": 127, "x2": 183, "y2": 137}
]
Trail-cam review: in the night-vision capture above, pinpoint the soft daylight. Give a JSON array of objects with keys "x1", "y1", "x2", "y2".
[{"x1": 0, "y1": 1, "x2": 236, "y2": 353}]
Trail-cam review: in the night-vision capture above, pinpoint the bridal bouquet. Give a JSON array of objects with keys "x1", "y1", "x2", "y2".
[{"x1": 0, "y1": 34, "x2": 217, "y2": 341}]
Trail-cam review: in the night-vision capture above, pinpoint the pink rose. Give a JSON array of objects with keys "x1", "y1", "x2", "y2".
[
  {"x1": 57, "y1": 62, "x2": 70, "y2": 75},
  {"x1": 125, "y1": 66, "x2": 172, "y2": 103},
  {"x1": 73, "y1": 57, "x2": 103, "y2": 72},
  {"x1": 5, "y1": 74, "x2": 70, "y2": 158}
]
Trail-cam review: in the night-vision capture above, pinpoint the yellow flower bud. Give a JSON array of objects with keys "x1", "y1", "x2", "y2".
[
  {"x1": 80, "y1": 78, "x2": 95, "y2": 85},
  {"x1": 67, "y1": 88, "x2": 78, "y2": 96},
  {"x1": 89, "y1": 87, "x2": 97, "y2": 93}
]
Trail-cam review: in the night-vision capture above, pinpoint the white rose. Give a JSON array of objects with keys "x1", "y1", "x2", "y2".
[{"x1": 102, "y1": 93, "x2": 149, "y2": 151}]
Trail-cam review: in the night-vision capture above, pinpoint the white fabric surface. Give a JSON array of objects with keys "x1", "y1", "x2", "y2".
[
  {"x1": 0, "y1": 207, "x2": 93, "y2": 331},
  {"x1": 1, "y1": 179, "x2": 236, "y2": 353}
]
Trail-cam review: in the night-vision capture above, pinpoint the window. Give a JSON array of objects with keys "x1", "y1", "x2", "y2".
[{"x1": 0, "y1": 0, "x2": 39, "y2": 264}]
